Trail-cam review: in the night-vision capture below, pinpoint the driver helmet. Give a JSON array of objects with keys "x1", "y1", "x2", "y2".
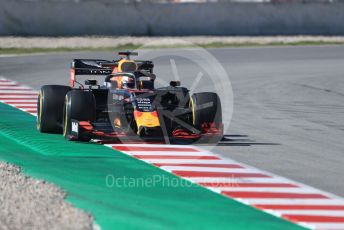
[
  {"x1": 110, "y1": 76, "x2": 135, "y2": 89},
  {"x1": 121, "y1": 76, "x2": 135, "y2": 89}
]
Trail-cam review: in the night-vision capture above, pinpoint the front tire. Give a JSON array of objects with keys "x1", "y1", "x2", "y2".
[
  {"x1": 63, "y1": 90, "x2": 96, "y2": 142},
  {"x1": 37, "y1": 85, "x2": 71, "y2": 133},
  {"x1": 190, "y1": 92, "x2": 223, "y2": 143}
]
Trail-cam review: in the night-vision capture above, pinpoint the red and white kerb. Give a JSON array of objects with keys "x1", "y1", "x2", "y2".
[
  {"x1": 107, "y1": 143, "x2": 344, "y2": 230},
  {"x1": 0, "y1": 78, "x2": 38, "y2": 116}
]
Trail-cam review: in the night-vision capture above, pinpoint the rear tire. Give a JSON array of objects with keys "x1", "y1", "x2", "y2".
[
  {"x1": 190, "y1": 92, "x2": 223, "y2": 142},
  {"x1": 37, "y1": 85, "x2": 71, "y2": 133},
  {"x1": 63, "y1": 90, "x2": 96, "y2": 142}
]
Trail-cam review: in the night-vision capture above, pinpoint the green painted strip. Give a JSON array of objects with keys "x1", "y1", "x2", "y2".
[{"x1": 0, "y1": 103, "x2": 307, "y2": 230}]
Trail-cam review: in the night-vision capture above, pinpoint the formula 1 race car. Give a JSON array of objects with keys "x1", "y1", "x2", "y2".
[{"x1": 37, "y1": 51, "x2": 223, "y2": 144}]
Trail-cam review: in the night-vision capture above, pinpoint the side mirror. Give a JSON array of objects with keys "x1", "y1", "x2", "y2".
[
  {"x1": 170, "y1": 81, "x2": 180, "y2": 87},
  {"x1": 85, "y1": 80, "x2": 98, "y2": 86}
]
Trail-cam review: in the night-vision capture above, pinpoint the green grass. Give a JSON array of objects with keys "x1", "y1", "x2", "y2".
[{"x1": 1, "y1": 40, "x2": 344, "y2": 55}]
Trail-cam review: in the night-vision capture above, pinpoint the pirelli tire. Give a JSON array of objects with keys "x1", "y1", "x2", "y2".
[
  {"x1": 190, "y1": 92, "x2": 223, "y2": 142},
  {"x1": 37, "y1": 85, "x2": 71, "y2": 134},
  {"x1": 63, "y1": 90, "x2": 96, "y2": 142}
]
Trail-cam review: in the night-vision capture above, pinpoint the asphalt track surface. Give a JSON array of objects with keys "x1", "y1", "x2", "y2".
[{"x1": 1, "y1": 45, "x2": 344, "y2": 197}]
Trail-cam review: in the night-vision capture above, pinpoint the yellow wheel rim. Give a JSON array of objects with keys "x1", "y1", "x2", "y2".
[
  {"x1": 189, "y1": 96, "x2": 196, "y2": 125},
  {"x1": 37, "y1": 90, "x2": 43, "y2": 130},
  {"x1": 63, "y1": 95, "x2": 69, "y2": 137}
]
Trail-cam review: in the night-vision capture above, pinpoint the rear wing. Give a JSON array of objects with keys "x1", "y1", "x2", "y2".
[
  {"x1": 70, "y1": 59, "x2": 154, "y2": 87},
  {"x1": 70, "y1": 59, "x2": 114, "y2": 87}
]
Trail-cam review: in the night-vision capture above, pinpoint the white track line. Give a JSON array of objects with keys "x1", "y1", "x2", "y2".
[
  {"x1": 0, "y1": 82, "x2": 17, "y2": 86},
  {"x1": 140, "y1": 159, "x2": 237, "y2": 164},
  {"x1": 216, "y1": 187, "x2": 321, "y2": 193},
  {"x1": 0, "y1": 95, "x2": 38, "y2": 99},
  {"x1": 0, "y1": 86, "x2": 31, "y2": 90},
  {"x1": 119, "y1": 151, "x2": 214, "y2": 156},
  {"x1": 186, "y1": 177, "x2": 292, "y2": 184},
  {"x1": 108, "y1": 143, "x2": 202, "y2": 148},
  {"x1": 0, "y1": 90, "x2": 37, "y2": 94},
  {"x1": 7, "y1": 103, "x2": 36, "y2": 107},
  {"x1": 160, "y1": 166, "x2": 259, "y2": 173},
  {"x1": 243, "y1": 199, "x2": 344, "y2": 205},
  {"x1": 273, "y1": 210, "x2": 344, "y2": 216},
  {"x1": 1, "y1": 100, "x2": 37, "y2": 103},
  {"x1": 308, "y1": 223, "x2": 344, "y2": 230}
]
